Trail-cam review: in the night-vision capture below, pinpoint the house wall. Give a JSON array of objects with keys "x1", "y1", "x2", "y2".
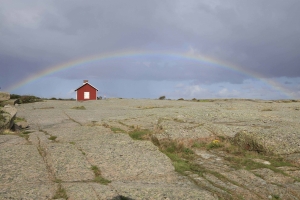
[{"x1": 76, "y1": 84, "x2": 97, "y2": 101}]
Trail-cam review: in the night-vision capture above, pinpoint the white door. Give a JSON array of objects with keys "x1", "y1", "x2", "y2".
[{"x1": 84, "y1": 92, "x2": 90, "y2": 99}]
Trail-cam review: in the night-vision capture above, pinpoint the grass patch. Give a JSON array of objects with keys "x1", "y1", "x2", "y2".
[
  {"x1": 49, "y1": 136, "x2": 57, "y2": 141},
  {"x1": 1, "y1": 129, "x2": 14, "y2": 135},
  {"x1": 192, "y1": 141, "x2": 207, "y2": 148},
  {"x1": 71, "y1": 106, "x2": 86, "y2": 110},
  {"x1": 94, "y1": 176, "x2": 111, "y2": 185},
  {"x1": 0, "y1": 110, "x2": 6, "y2": 122},
  {"x1": 0, "y1": 129, "x2": 31, "y2": 140},
  {"x1": 206, "y1": 139, "x2": 223, "y2": 150},
  {"x1": 222, "y1": 144, "x2": 295, "y2": 175},
  {"x1": 22, "y1": 131, "x2": 32, "y2": 135},
  {"x1": 78, "y1": 148, "x2": 86, "y2": 155},
  {"x1": 192, "y1": 139, "x2": 224, "y2": 150},
  {"x1": 261, "y1": 108, "x2": 272, "y2": 111},
  {"x1": 53, "y1": 184, "x2": 68, "y2": 199},
  {"x1": 34, "y1": 106, "x2": 54, "y2": 109},
  {"x1": 164, "y1": 152, "x2": 193, "y2": 173},
  {"x1": 197, "y1": 99, "x2": 212, "y2": 102},
  {"x1": 91, "y1": 165, "x2": 111, "y2": 185},
  {"x1": 128, "y1": 129, "x2": 151, "y2": 140},
  {"x1": 14, "y1": 117, "x2": 26, "y2": 122},
  {"x1": 110, "y1": 127, "x2": 125, "y2": 133},
  {"x1": 156, "y1": 140, "x2": 197, "y2": 174},
  {"x1": 69, "y1": 142, "x2": 75, "y2": 145}
]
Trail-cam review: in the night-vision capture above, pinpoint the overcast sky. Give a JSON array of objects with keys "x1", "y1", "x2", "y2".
[{"x1": 1, "y1": 0, "x2": 300, "y2": 99}]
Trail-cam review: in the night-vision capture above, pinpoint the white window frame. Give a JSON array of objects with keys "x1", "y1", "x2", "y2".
[{"x1": 84, "y1": 92, "x2": 90, "y2": 99}]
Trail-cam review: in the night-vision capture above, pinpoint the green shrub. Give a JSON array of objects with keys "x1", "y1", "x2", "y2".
[
  {"x1": 49, "y1": 136, "x2": 57, "y2": 140},
  {"x1": 0, "y1": 110, "x2": 5, "y2": 122},
  {"x1": 110, "y1": 127, "x2": 125, "y2": 133},
  {"x1": 19, "y1": 95, "x2": 42, "y2": 104},
  {"x1": 71, "y1": 106, "x2": 86, "y2": 110},
  {"x1": 206, "y1": 139, "x2": 223, "y2": 149},
  {"x1": 159, "y1": 96, "x2": 166, "y2": 100},
  {"x1": 10, "y1": 94, "x2": 21, "y2": 99},
  {"x1": 128, "y1": 129, "x2": 151, "y2": 140}
]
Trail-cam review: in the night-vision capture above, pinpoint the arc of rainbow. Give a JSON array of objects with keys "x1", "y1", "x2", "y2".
[{"x1": 5, "y1": 50, "x2": 294, "y2": 98}]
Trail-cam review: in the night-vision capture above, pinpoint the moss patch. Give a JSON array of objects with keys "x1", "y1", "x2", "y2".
[
  {"x1": 91, "y1": 165, "x2": 111, "y2": 185},
  {"x1": 71, "y1": 106, "x2": 86, "y2": 110},
  {"x1": 128, "y1": 129, "x2": 151, "y2": 140}
]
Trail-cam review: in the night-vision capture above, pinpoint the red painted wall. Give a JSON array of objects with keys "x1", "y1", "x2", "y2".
[{"x1": 76, "y1": 84, "x2": 97, "y2": 101}]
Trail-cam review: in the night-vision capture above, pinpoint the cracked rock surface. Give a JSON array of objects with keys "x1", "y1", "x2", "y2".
[{"x1": 1, "y1": 99, "x2": 300, "y2": 199}]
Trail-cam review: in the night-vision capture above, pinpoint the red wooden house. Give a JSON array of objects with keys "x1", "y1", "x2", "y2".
[{"x1": 75, "y1": 80, "x2": 98, "y2": 101}]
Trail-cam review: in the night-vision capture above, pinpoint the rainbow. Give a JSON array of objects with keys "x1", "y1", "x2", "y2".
[{"x1": 5, "y1": 50, "x2": 294, "y2": 98}]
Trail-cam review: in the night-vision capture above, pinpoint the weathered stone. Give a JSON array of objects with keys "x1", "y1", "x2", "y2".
[
  {"x1": 112, "y1": 181, "x2": 217, "y2": 200},
  {"x1": 0, "y1": 99, "x2": 17, "y2": 106},
  {"x1": 63, "y1": 183, "x2": 119, "y2": 200},
  {"x1": 77, "y1": 133, "x2": 175, "y2": 182},
  {"x1": 0, "y1": 135, "x2": 28, "y2": 147},
  {"x1": 252, "y1": 158, "x2": 271, "y2": 165},
  {"x1": 0, "y1": 144, "x2": 56, "y2": 199},
  {"x1": 6, "y1": 99, "x2": 300, "y2": 199},
  {"x1": 251, "y1": 168, "x2": 294, "y2": 184},
  {"x1": 0, "y1": 92, "x2": 10, "y2": 101},
  {"x1": 45, "y1": 143, "x2": 94, "y2": 182},
  {"x1": 15, "y1": 120, "x2": 29, "y2": 129},
  {"x1": 0, "y1": 105, "x2": 17, "y2": 130}
]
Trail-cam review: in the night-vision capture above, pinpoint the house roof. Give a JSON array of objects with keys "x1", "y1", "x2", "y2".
[{"x1": 75, "y1": 82, "x2": 99, "y2": 91}]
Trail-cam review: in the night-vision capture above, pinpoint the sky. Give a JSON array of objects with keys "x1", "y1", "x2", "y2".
[{"x1": 0, "y1": 0, "x2": 300, "y2": 100}]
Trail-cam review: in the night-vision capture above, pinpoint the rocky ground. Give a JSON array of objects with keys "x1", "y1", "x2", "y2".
[{"x1": 1, "y1": 98, "x2": 300, "y2": 199}]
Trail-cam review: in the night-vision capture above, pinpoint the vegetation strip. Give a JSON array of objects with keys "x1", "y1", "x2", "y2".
[{"x1": 91, "y1": 165, "x2": 111, "y2": 185}]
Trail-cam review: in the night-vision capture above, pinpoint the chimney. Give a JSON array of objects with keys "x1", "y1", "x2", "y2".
[{"x1": 83, "y1": 80, "x2": 88, "y2": 85}]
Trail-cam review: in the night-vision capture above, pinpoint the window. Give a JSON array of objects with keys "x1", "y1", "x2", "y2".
[{"x1": 84, "y1": 92, "x2": 90, "y2": 99}]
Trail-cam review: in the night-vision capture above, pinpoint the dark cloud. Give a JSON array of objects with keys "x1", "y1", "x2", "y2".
[{"x1": 1, "y1": 0, "x2": 300, "y2": 98}]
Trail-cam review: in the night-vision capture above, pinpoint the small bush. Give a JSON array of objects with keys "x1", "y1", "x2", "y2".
[
  {"x1": 197, "y1": 99, "x2": 212, "y2": 102},
  {"x1": 10, "y1": 94, "x2": 21, "y2": 99},
  {"x1": 178, "y1": 98, "x2": 184, "y2": 100},
  {"x1": 18, "y1": 95, "x2": 42, "y2": 104},
  {"x1": 49, "y1": 136, "x2": 57, "y2": 141},
  {"x1": 206, "y1": 139, "x2": 223, "y2": 149},
  {"x1": 0, "y1": 110, "x2": 6, "y2": 122},
  {"x1": 192, "y1": 141, "x2": 207, "y2": 148},
  {"x1": 159, "y1": 96, "x2": 166, "y2": 100},
  {"x1": 110, "y1": 127, "x2": 125, "y2": 133},
  {"x1": 128, "y1": 129, "x2": 151, "y2": 140}
]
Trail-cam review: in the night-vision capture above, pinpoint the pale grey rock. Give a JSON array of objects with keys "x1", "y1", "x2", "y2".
[
  {"x1": 252, "y1": 158, "x2": 271, "y2": 165},
  {"x1": 112, "y1": 181, "x2": 217, "y2": 200},
  {"x1": 7, "y1": 99, "x2": 300, "y2": 199},
  {"x1": 45, "y1": 143, "x2": 94, "y2": 182},
  {"x1": 0, "y1": 105, "x2": 17, "y2": 130},
  {"x1": 0, "y1": 135, "x2": 28, "y2": 147},
  {"x1": 15, "y1": 120, "x2": 29, "y2": 129},
  {"x1": 0, "y1": 92, "x2": 10, "y2": 101},
  {"x1": 251, "y1": 168, "x2": 294, "y2": 184}
]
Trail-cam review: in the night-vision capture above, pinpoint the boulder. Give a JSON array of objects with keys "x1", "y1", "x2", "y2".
[
  {"x1": 15, "y1": 121, "x2": 29, "y2": 129},
  {"x1": 0, "y1": 92, "x2": 10, "y2": 101},
  {"x1": 0, "y1": 99, "x2": 18, "y2": 106},
  {"x1": 0, "y1": 105, "x2": 17, "y2": 132}
]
